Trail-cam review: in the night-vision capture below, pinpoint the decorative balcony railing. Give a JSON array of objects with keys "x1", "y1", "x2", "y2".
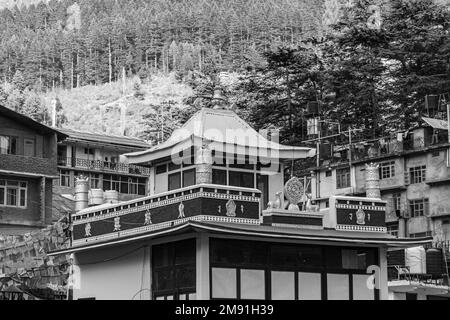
[
  {"x1": 71, "y1": 184, "x2": 262, "y2": 247},
  {"x1": 58, "y1": 157, "x2": 151, "y2": 176}
]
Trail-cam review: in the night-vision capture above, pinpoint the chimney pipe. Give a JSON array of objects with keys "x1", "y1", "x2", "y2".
[
  {"x1": 75, "y1": 175, "x2": 89, "y2": 212},
  {"x1": 365, "y1": 163, "x2": 381, "y2": 199}
]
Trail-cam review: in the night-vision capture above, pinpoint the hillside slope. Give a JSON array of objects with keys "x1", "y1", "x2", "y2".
[{"x1": 42, "y1": 73, "x2": 194, "y2": 140}]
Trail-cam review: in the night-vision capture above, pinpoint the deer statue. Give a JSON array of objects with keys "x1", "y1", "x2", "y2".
[
  {"x1": 267, "y1": 192, "x2": 283, "y2": 210},
  {"x1": 305, "y1": 194, "x2": 320, "y2": 212}
]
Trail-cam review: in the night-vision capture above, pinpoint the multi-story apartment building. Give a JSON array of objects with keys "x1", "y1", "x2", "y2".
[
  {"x1": 299, "y1": 123, "x2": 450, "y2": 242},
  {"x1": 0, "y1": 105, "x2": 67, "y2": 234},
  {"x1": 54, "y1": 129, "x2": 151, "y2": 202}
]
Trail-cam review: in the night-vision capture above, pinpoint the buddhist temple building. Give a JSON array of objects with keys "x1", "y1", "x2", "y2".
[{"x1": 49, "y1": 106, "x2": 432, "y2": 300}]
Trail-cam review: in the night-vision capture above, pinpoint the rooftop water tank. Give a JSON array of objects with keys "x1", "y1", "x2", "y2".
[
  {"x1": 405, "y1": 246, "x2": 427, "y2": 274},
  {"x1": 75, "y1": 177, "x2": 89, "y2": 212},
  {"x1": 104, "y1": 190, "x2": 119, "y2": 204},
  {"x1": 89, "y1": 189, "x2": 104, "y2": 206}
]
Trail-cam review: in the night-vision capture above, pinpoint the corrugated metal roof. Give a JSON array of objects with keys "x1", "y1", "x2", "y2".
[
  {"x1": 59, "y1": 128, "x2": 151, "y2": 149},
  {"x1": 422, "y1": 117, "x2": 449, "y2": 130}
]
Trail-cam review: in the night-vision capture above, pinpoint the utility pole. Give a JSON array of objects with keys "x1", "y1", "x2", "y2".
[{"x1": 303, "y1": 119, "x2": 342, "y2": 200}]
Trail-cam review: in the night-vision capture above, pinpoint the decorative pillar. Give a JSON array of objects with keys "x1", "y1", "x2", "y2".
[
  {"x1": 196, "y1": 143, "x2": 213, "y2": 184},
  {"x1": 75, "y1": 175, "x2": 89, "y2": 212},
  {"x1": 365, "y1": 163, "x2": 381, "y2": 199},
  {"x1": 378, "y1": 247, "x2": 389, "y2": 300},
  {"x1": 196, "y1": 233, "x2": 210, "y2": 300}
]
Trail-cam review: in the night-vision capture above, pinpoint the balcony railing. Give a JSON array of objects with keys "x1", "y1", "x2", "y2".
[{"x1": 58, "y1": 157, "x2": 151, "y2": 176}]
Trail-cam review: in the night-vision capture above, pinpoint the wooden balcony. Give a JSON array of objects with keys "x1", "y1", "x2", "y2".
[{"x1": 58, "y1": 157, "x2": 151, "y2": 176}]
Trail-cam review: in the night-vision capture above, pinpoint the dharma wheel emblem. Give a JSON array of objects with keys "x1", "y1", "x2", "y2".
[
  {"x1": 284, "y1": 177, "x2": 304, "y2": 205},
  {"x1": 85, "y1": 223, "x2": 92, "y2": 237},
  {"x1": 356, "y1": 207, "x2": 366, "y2": 225},
  {"x1": 226, "y1": 199, "x2": 236, "y2": 217}
]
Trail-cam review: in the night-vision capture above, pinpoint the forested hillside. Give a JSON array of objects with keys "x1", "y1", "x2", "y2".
[
  {"x1": 0, "y1": 0, "x2": 325, "y2": 90},
  {"x1": 0, "y1": 0, "x2": 449, "y2": 148}
]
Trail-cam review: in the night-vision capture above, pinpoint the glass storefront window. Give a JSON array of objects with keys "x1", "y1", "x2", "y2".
[
  {"x1": 327, "y1": 274, "x2": 349, "y2": 300},
  {"x1": 271, "y1": 271, "x2": 295, "y2": 300},
  {"x1": 209, "y1": 239, "x2": 379, "y2": 301},
  {"x1": 211, "y1": 268, "x2": 237, "y2": 299},
  {"x1": 353, "y1": 274, "x2": 375, "y2": 300},
  {"x1": 298, "y1": 272, "x2": 321, "y2": 300},
  {"x1": 240, "y1": 269, "x2": 265, "y2": 300}
]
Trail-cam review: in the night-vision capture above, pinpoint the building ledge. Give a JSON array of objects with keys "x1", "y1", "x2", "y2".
[
  {"x1": 0, "y1": 169, "x2": 58, "y2": 179},
  {"x1": 389, "y1": 280, "x2": 450, "y2": 296},
  {"x1": 0, "y1": 220, "x2": 47, "y2": 228},
  {"x1": 426, "y1": 177, "x2": 450, "y2": 186},
  {"x1": 262, "y1": 209, "x2": 324, "y2": 229}
]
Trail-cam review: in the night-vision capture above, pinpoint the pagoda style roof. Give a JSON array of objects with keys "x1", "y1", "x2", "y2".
[{"x1": 124, "y1": 108, "x2": 315, "y2": 165}]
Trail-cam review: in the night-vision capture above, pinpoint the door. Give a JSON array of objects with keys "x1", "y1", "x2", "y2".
[{"x1": 24, "y1": 138, "x2": 35, "y2": 157}]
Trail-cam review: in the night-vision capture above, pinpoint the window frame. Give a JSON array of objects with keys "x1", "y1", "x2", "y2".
[
  {"x1": 336, "y1": 167, "x2": 351, "y2": 189},
  {"x1": 0, "y1": 180, "x2": 27, "y2": 209},
  {"x1": 410, "y1": 198, "x2": 429, "y2": 217},
  {"x1": 380, "y1": 161, "x2": 395, "y2": 179},
  {"x1": 409, "y1": 165, "x2": 426, "y2": 184},
  {"x1": 59, "y1": 170, "x2": 71, "y2": 187},
  {"x1": 0, "y1": 135, "x2": 18, "y2": 155}
]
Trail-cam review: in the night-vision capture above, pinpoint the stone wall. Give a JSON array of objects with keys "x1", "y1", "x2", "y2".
[{"x1": 0, "y1": 220, "x2": 71, "y2": 299}]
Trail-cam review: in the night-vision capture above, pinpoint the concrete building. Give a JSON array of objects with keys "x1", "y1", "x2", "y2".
[
  {"x1": 298, "y1": 120, "x2": 450, "y2": 300},
  {"x1": 0, "y1": 105, "x2": 67, "y2": 234},
  {"x1": 49, "y1": 107, "x2": 429, "y2": 300},
  {"x1": 55, "y1": 129, "x2": 151, "y2": 202},
  {"x1": 300, "y1": 124, "x2": 450, "y2": 242}
]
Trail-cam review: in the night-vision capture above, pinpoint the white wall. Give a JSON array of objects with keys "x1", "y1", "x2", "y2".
[{"x1": 73, "y1": 243, "x2": 151, "y2": 300}]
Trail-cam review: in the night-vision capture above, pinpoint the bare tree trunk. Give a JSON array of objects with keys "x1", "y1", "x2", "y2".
[{"x1": 109, "y1": 37, "x2": 112, "y2": 84}]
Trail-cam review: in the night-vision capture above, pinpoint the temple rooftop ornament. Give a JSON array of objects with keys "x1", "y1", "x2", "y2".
[{"x1": 211, "y1": 87, "x2": 228, "y2": 110}]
